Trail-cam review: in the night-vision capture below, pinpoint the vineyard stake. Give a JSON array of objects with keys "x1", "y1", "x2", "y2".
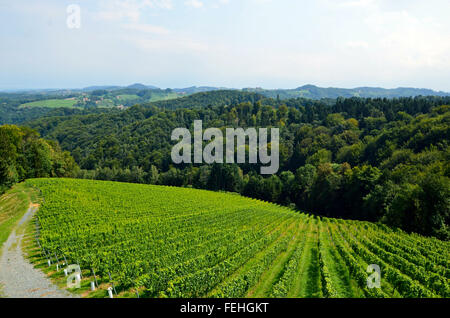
[
  {"x1": 92, "y1": 268, "x2": 99, "y2": 287},
  {"x1": 35, "y1": 239, "x2": 45, "y2": 258},
  {"x1": 76, "y1": 260, "x2": 82, "y2": 278},
  {"x1": 55, "y1": 253, "x2": 60, "y2": 271},
  {"x1": 108, "y1": 272, "x2": 118, "y2": 295}
]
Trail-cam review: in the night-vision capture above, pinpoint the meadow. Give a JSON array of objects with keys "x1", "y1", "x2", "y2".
[{"x1": 19, "y1": 99, "x2": 79, "y2": 109}]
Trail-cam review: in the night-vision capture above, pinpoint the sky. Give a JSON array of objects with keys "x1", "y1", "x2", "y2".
[{"x1": 0, "y1": 0, "x2": 449, "y2": 91}]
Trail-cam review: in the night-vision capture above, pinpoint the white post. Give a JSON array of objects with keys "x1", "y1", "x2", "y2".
[
  {"x1": 107, "y1": 287, "x2": 113, "y2": 298},
  {"x1": 56, "y1": 264, "x2": 59, "y2": 272},
  {"x1": 91, "y1": 281, "x2": 96, "y2": 291},
  {"x1": 47, "y1": 259, "x2": 51, "y2": 267},
  {"x1": 64, "y1": 268, "x2": 68, "y2": 276}
]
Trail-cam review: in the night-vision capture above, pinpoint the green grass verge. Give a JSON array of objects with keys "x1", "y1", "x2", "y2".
[{"x1": 0, "y1": 183, "x2": 36, "y2": 249}]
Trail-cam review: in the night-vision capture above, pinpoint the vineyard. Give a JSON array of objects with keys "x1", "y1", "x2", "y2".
[{"x1": 24, "y1": 178, "x2": 449, "y2": 298}]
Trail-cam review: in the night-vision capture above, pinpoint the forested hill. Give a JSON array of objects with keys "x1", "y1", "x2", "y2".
[
  {"x1": 0, "y1": 125, "x2": 78, "y2": 193},
  {"x1": 246, "y1": 85, "x2": 450, "y2": 100},
  {"x1": 23, "y1": 95, "x2": 450, "y2": 239},
  {"x1": 2, "y1": 86, "x2": 449, "y2": 125},
  {"x1": 0, "y1": 90, "x2": 265, "y2": 125},
  {"x1": 146, "y1": 90, "x2": 266, "y2": 110}
]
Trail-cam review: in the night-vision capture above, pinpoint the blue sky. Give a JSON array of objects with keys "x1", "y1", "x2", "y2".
[{"x1": 1, "y1": 0, "x2": 449, "y2": 91}]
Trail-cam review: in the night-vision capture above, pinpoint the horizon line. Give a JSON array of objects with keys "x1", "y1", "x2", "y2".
[{"x1": 1, "y1": 83, "x2": 449, "y2": 94}]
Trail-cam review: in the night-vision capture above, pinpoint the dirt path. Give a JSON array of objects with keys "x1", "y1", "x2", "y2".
[{"x1": 0, "y1": 205, "x2": 75, "y2": 298}]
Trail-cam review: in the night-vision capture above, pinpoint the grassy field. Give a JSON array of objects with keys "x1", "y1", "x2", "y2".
[
  {"x1": 148, "y1": 92, "x2": 180, "y2": 102},
  {"x1": 1, "y1": 178, "x2": 448, "y2": 298},
  {"x1": 116, "y1": 94, "x2": 140, "y2": 101},
  {"x1": 16, "y1": 93, "x2": 182, "y2": 110},
  {"x1": 0, "y1": 184, "x2": 37, "y2": 249},
  {"x1": 19, "y1": 99, "x2": 79, "y2": 109}
]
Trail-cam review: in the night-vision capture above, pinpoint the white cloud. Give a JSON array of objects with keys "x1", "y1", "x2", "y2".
[
  {"x1": 122, "y1": 23, "x2": 170, "y2": 35},
  {"x1": 340, "y1": 0, "x2": 376, "y2": 8},
  {"x1": 97, "y1": 0, "x2": 173, "y2": 22},
  {"x1": 364, "y1": 10, "x2": 450, "y2": 68},
  {"x1": 346, "y1": 41, "x2": 369, "y2": 49},
  {"x1": 129, "y1": 35, "x2": 209, "y2": 52},
  {"x1": 185, "y1": 0, "x2": 204, "y2": 8},
  {"x1": 212, "y1": 0, "x2": 230, "y2": 8}
]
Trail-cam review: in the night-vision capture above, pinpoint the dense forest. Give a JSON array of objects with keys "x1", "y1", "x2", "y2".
[
  {"x1": 147, "y1": 90, "x2": 266, "y2": 110},
  {"x1": 0, "y1": 125, "x2": 79, "y2": 193},
  {"x1": 20, "y1": 94, "x2": 449, "y2": 239},
  {"x1": 5, "y1": 85, "x2": 446, "y2": 124}
]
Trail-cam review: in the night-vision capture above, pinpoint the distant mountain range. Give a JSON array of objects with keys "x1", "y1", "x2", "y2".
[
  {"x1": 76, "y1": 84, "x2": 450, "y2": 99},
  {"x1": 243, "y1": 85, "x2": 450, "y2": 99},
  {"x1": 82, "y1": 84, "x2": 229, "y2": 95},
  {"x1": 82, "y1": 83, "x2": 159, "y2": 91},
  {"x1": 2, "y1": 84, "x2": 449, "y2": 100}
]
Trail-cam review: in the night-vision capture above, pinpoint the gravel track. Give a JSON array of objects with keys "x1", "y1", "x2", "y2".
[{"x1": 0, "y1": 206, "x2": 76, "y2": 298}]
